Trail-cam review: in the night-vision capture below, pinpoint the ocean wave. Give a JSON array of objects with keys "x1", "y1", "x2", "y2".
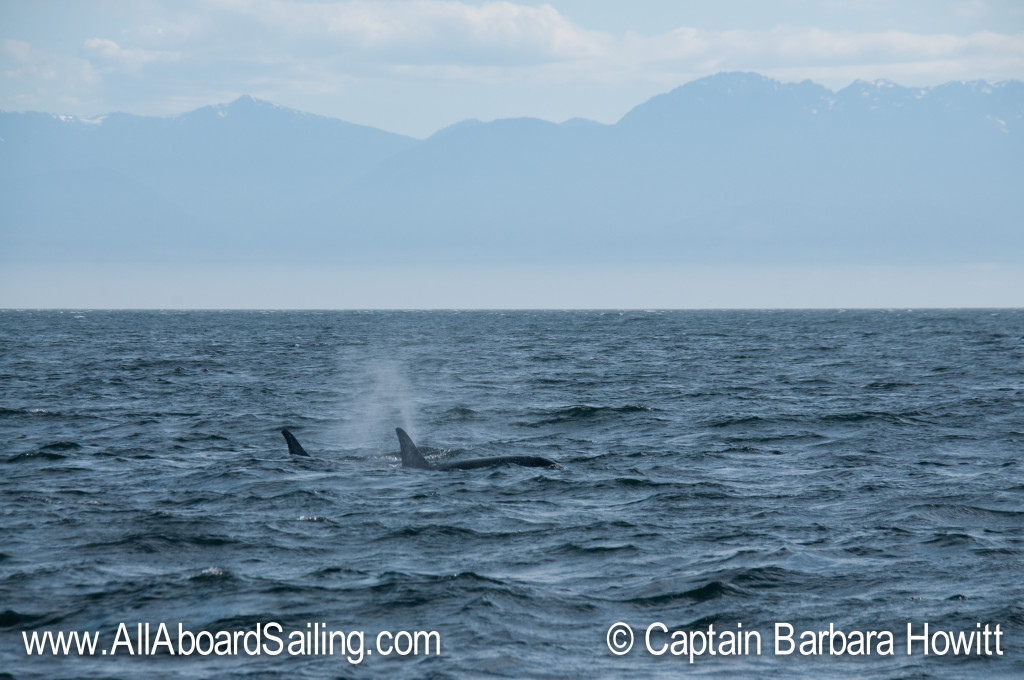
[{"x1": 519, "y1": 404, "x2": 655, "y2": 427}]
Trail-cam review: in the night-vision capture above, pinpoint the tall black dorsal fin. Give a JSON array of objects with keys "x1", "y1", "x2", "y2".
[
  {"x1": 396, "y1": 428, "x2": 433, "y2": 469},
  {"x1": 282, "y1": 429, "x2": 311, "y2": 457}
]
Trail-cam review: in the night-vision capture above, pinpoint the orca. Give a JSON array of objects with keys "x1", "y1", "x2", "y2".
[
  {"x1": 396, "y1": 428, "x2": 562, "y2": 471},
  {"x1": 279, "y1": 428, "x2": 562, "y2": 470},
  {"x1": 281, "y1": 428, "x2": 443, "y2": 459}
]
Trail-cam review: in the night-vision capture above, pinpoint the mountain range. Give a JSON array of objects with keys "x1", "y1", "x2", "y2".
[{"x1": 2, "y1": 72, "x2": 1021, "y2": 267}]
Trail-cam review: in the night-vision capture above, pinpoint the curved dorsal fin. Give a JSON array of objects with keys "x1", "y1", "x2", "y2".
[
  {"x1": 281, "y1": 429, "x2": 311, "y2": 457},
  {"x1": 396, "y1": 428, "x2": 433, "y2": 469}
]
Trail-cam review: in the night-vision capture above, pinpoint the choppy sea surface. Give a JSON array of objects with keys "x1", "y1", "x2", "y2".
[{"x1": 1, "y1": 310, "x2": 1022, "y2": 679}]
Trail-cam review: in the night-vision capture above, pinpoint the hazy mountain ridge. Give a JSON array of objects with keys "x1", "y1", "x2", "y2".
[{"x1": 2, "y1": 72, "x2": 1021, "y2": 265}]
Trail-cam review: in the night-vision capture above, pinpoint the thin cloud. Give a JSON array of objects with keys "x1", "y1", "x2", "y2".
[
  {"x1": 84, "y1": 1, "x2": 1024, "y2": 80},
  {"x1": 207, "y1": 0, "x2": 608, "y2": 65},
  {"x1": 83, "y1": 38, "x2": 180, "y2": 71}
]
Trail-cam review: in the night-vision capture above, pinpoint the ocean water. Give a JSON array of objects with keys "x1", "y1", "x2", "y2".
[{"x1": 1, "y1": 309, "x2": 1022, "y2": 679}]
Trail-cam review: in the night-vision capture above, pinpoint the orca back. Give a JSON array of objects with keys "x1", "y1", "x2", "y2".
[{"x1": 436, "y1": 455, "x2": 563, "y2": 471}]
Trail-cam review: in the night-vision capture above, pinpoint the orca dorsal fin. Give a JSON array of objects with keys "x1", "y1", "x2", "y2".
[
  {"x1": 396, "y1": 428, "x2": 433, "y2": 469},
  {"x1": 282, "y1": 429, "x2": 311, "y2": 457}
]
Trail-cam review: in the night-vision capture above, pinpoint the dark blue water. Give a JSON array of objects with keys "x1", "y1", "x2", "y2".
[{"x1": 1, "y1": 310, "x2": 1022, "y2": 679}]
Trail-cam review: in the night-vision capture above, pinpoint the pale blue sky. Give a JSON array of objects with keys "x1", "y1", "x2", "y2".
[{"x1": 3, "y1": 0, "x2": 1023, "y2": 136}]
